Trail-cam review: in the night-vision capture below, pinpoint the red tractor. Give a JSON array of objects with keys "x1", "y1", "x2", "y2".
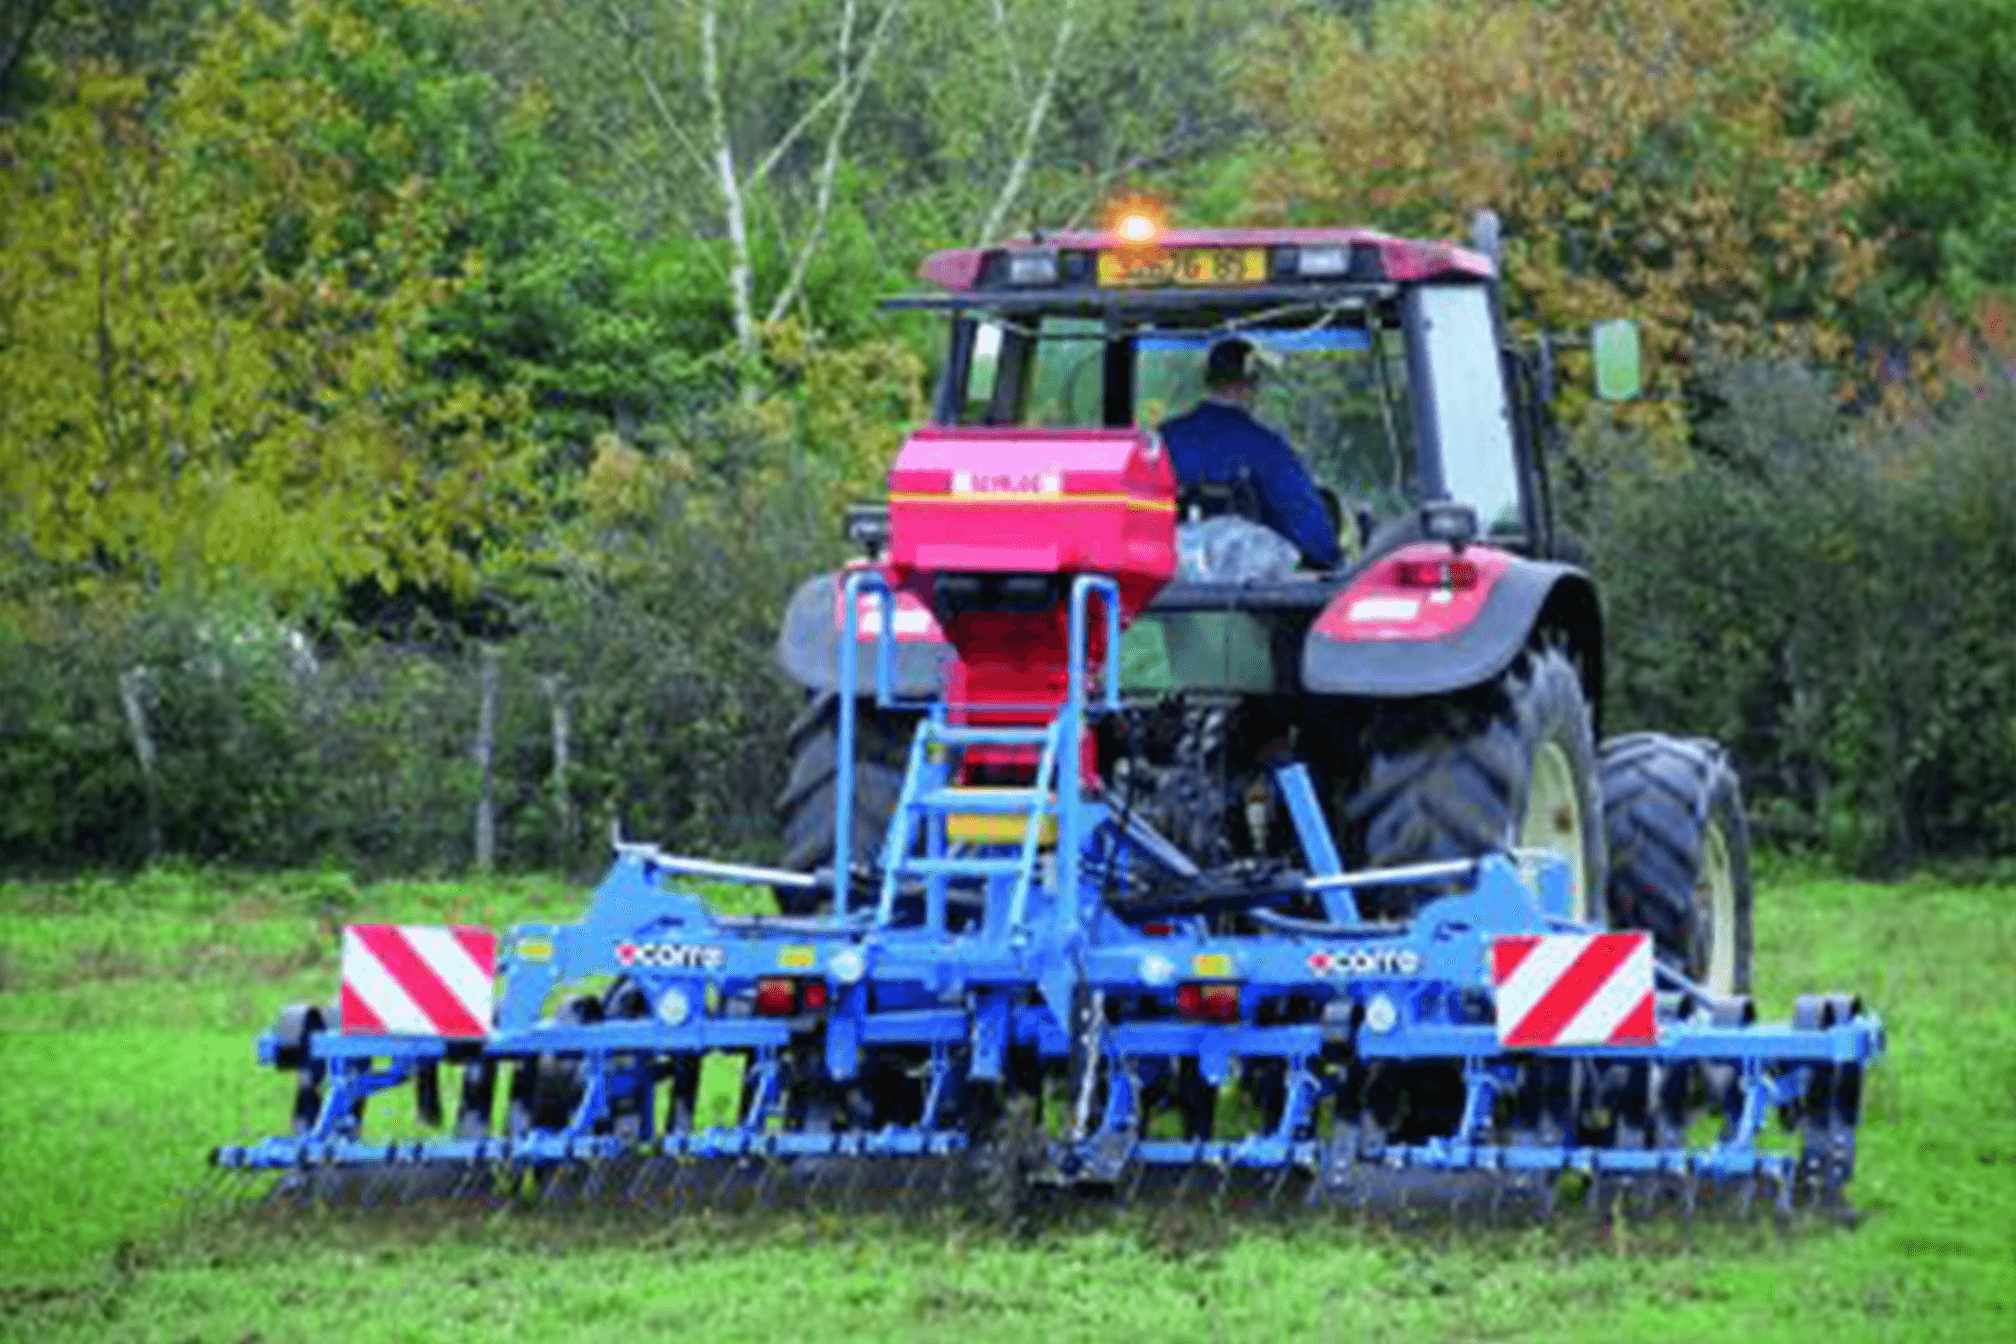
[{"x1": 772, "y1": 219, "x2": 1751, "y2": 1000}]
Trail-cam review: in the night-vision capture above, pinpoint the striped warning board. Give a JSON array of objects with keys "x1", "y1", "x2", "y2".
[
  {"x1": 340, "y1": 925, "x2": 496, "y2": 1038},
  {"x1": 1490, "y1": 932, "x2": 1656, "y2": 1048}
]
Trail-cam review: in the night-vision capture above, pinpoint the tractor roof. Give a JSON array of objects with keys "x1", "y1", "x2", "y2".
[{"x1": 917, "y1": 227, "x2": 1494, "y2": 292}]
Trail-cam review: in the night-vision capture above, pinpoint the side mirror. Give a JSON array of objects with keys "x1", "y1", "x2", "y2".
[
  {"x1": 1592, "y1": 320, "x2": 1643, "y2": 401},
  {"x1": 844, "y1": 503, "x2": 890, "y2": 558},
  {"x1": 1419, "y1": 499, "x2": 1479, "y2": 551}
]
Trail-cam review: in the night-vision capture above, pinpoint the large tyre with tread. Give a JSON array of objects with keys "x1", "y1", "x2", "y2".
[
  {"x1": 1339, "y1": 644, "x2": 1608, "y2": 923},
  {"x1": 1598, "y1": 733, "x2": 1754, "y2": 994},
  {"x1": 774, "y1": 691, "x2": 919, "y2": 914}
]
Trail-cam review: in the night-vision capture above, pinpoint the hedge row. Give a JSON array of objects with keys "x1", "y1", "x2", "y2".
[
  {"x1": 0, "y1": 479, "x2": 840, "y2": 878},
  {"x1": 3, "y1": 369, "x2": 2010, "y2": 877},
  {"x1": 1586, "y1": 367, "x2": 2016, "y2": 872}
]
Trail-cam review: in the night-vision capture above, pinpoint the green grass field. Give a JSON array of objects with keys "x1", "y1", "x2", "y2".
[{"x1": 1, "y1": 863, "x2": 2011, "y2": 1343}]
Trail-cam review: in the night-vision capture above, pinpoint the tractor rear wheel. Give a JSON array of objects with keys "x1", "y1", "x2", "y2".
[
  {"x1": 774, "y1": 691, "x2": 920, "y2": 914},
  {"x1": 1597, "y1": 733, "x2": 1754, "y2": 994},
  {"x1": 1340, "y1": 644, "x2": 1608, "y2": 923}
]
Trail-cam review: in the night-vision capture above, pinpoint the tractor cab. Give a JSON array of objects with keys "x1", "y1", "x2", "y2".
[
  {"x1": 882, "y1": 223, "x2": 1556, "y2": 693},
  {"x1": 892, "y1": 225, "x2": 1552, "y2": 560}
]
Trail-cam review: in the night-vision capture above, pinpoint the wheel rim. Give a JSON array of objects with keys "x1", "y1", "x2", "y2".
[
  {"x1": 1520, "y1": 740, "x2": 1590, "y2": 921},
  {"x1": 1696, "y1": 818, "x2": 1737, "y2": 994}
]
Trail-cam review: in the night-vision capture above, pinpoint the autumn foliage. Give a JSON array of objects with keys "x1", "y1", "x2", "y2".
[
  {"x1": 0, "y1": 0, "x2": 2011, "y2": 874},
  {"x1": 1245, "y1": 0, "x2": 1885, "y2": 429},
  {"x1": 0, "y1": 5, "x2": 540, "y2": 614}
]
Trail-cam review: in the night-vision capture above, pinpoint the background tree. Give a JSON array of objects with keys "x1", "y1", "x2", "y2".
[
  {"x1": 0, "y1": 0, "x2": 538, "y2": 615},
  {"x1": 1243, "y1": 0, "x2": 1886, "y2": 453},
  {"x1": 1795, "y1": 0, "x2": 2016, "y2": 309},
  {"x1": 0, "y1": 0, "x2": 220, "y2": 121}
]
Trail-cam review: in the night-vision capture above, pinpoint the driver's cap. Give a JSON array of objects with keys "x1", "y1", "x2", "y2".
[{"x1": 1206, "y1": 337, "x2": 1279, "y2": 384}]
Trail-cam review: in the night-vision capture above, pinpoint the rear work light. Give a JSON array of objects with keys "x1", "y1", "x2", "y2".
[
  {"x1": 1005, "y1": 250, "x2": 1061, "y2": 286},
  {"x1": 1176, "y1": 982, "x2": 1241, "y2": 1022},
  {"x1": 755, "y1": 978, "x2": 830, "y2": 1017},
  {"x1": 1295, "y1": 244, "x2": 1350, "y2": 277},
  {"x1": 1270, "y1": 242, "x2": 1383, "y2": 282},
  {"x1": 1393, "y1": 557, "x2": 1479, "y2": 590}
]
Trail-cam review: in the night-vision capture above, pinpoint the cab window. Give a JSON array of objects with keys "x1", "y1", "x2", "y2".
[{"x1": 1412, "y1": 284, "x2": 1523, "y2": 539}]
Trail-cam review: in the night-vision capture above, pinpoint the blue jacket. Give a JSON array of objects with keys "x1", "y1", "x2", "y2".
[{"x1": 1157, "y1": 400, "x2": 1342, "y2": 569}]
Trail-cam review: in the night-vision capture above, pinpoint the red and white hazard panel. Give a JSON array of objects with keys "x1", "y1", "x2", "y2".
[
  {"x1": 1490, "y1": 932, "x2": 1656, "y2": 1048},
  {"x1": 340, "y1": 925, "x2": 496, "y2": 1037}
]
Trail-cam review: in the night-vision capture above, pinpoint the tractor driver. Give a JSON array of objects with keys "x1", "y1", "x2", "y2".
[{"x1": 1157, "y1": 337, "x2": 1343, "y2": 571}]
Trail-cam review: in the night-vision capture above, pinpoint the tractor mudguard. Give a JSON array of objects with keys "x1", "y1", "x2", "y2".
[
  {"x1": 776, "y1": 569, "x2": 956, "y2": 699},
  {"x1": 1300, "y1": 543, "x2": 1602, "y2": 701}
]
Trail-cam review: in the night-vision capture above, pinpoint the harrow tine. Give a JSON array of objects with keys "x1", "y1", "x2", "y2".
[
  {"x1": 898, "y1": 1157, "x2": 929, "y2": 1215},
  {"x1": 622, "y1": 1156, "x2": 659, "y2": 1207},
  {"x1": 577, "y1": 1160, "x2": 606, "y2": 1205},
  {"x1": 748, "y1": 1155, "x2": 780, "y2": 1213},
  {"x1": 1591, "y1": 1174, "x2": 1618, "y2": 1230},
  {"x1": 733, "y1": 1156, "x2": 771, "y2": 1213},
  {"x1": 657, "y1": 1156, "x2": 695, "y2": 1209},
  {"x1": 684, "y1": 1159, "x2": 721, "y2": 1216},
  {"x1": 1445, "y1": 1174, "x2": 1470, "y2": 1224},
  {"x1": 933, "y1": 1156, "x2": 966, "y2": 1213},
  {"x1": 687, "y1": 1158, "x2": 728, "y2": 1215},
  {"x1": 661, "y1": 1159, "x2": 696, "y2": 1216},
  {"x1": 832, "y1": 1150, "x2": 867, "y2": 1218},
  {"x1": 786, "y1": 1153, "x2": 822, "y2": 1216},
  {"x1": 786, "y1": 1155, "x2": 822, "y2": 1214},
  {"x1": 453, "y1": 1162, "x2": 490, "y2": 1204},
  {"x1": 1121, "y1": 1156, "x2": 1148, "y2": 1208}
]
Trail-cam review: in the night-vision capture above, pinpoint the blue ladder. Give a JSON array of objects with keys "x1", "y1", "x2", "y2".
[
  {"x1": 874, "y1": 715, "x2": 1065, "y2": 939},
  {"x1": 835, "y1": 569, "x2": 1124, "y2": 938}
]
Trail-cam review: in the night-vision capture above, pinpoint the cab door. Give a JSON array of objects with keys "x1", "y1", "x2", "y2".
[{"x1": 1403, "y1": 281, "x2": 1539, "y2": 549}]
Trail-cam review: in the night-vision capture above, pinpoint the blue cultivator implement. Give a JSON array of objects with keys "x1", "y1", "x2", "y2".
[
  {"x1": 215, "y1": 221, "x2": 1887, "y2": 1218},
  {"x1": 214, "y1": 576, "x2": 1884, "y2": 1219}
]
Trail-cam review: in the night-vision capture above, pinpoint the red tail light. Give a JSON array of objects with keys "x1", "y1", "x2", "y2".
[
  {"x1": 1176, "y1": 982, "x2": 1241, "y2": 1022},
  {"x1": 755, "y1": 978, "x2": 830, "y2": 1016},
  {"x1": 754, "y1": 978, "x2": 799, "y2": 1016},
  {"x1": 1393, "y1": 558, "x2": 1478, "y2": 590}
]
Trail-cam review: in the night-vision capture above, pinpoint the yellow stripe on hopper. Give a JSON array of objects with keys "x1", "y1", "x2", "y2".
[{"x1": 946, "y1": 813, "x2": 1060, "y2": 846}]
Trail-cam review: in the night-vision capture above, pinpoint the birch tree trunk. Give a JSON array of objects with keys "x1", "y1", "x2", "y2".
[
  {"x1": 473, "y1": 647, "x2": 500, "y2": 873},
  {"x1": 542, "y1": 674, "x2": 574, "y2": 872},
  {"x1": 975, "y1": 0, "x2": 1079, "y2": 244},
  {"x1": 611, "y1": 0, "x2": 903, "y2": 389},
  {"x1": 698, "y1": 0, "x2": 758, "y2": 373},
  {"x1": 765, "y1": 0, "x2": 901, "y2": 325},
  {"x1": 117, "y1": 666, "x2": 161, "y2": 861}
]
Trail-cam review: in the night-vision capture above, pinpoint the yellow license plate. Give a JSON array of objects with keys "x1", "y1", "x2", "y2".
[{"x1": 1097, "y1": 247, "x2": 1268, "y2": 288}]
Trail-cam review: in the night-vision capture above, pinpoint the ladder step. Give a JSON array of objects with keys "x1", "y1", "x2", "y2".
[
  {"x1": 897, "y1": 857, "x2": 1031, "y2": 878},
  {"x1": 926, "y1": 725, "x2": 1054, "y2": 747},
  {"x1": 918, "y1": 788, "x2": 1049, "y2": 814}
]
